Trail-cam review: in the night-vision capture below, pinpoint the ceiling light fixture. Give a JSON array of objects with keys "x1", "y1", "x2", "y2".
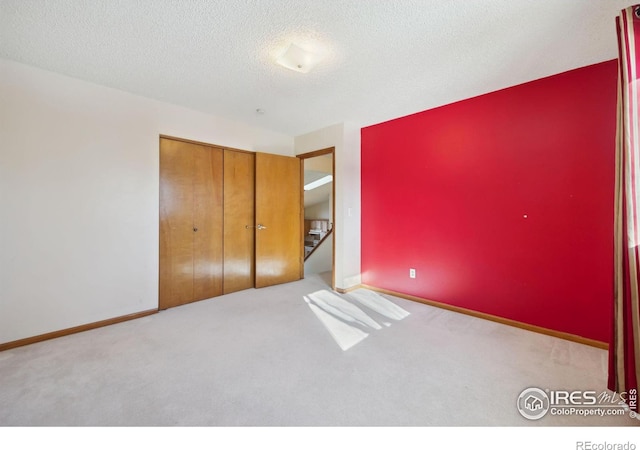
[
  {"x1": 304, "y1": 175, "x2": 333, "y2": 191},
  {"x1": 276, "y1": 43, "x2": 323, "y2": 73}
]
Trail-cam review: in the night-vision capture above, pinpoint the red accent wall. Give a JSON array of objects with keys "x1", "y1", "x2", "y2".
[{"x1": 361, "y1": 60, "x2": 618, "y2": 342}]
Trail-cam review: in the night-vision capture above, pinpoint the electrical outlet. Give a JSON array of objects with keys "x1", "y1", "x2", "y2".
[{"x1": 409, "y1": 268, "x2": 416, "y2": 279}]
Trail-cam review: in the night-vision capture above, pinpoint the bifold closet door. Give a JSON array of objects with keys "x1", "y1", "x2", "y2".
[
  {"x1": 159, "y1": 138, "x2": 194, "y2": 308},
  {"x1": 255, "y1": 152, "x2": 302, "y2": 288},
  {"x1": 159, "y1": 138, "x2": 223, "y2": 309},
  {"x1": 192, "y1": 144, "x2": 224, "y2": 300},
  {"x1": 223, "y1": 150, "x2": 255, "y2": 294}
]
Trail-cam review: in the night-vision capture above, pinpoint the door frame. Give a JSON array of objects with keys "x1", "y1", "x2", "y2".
[{"x1": 297, "y1": 147, "x2": 336, "y2": 291}]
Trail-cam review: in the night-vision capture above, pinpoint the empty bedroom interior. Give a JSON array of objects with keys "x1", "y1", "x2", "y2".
[{"x1": 1, "y1": 0, "x2": 639, "y2": 441}]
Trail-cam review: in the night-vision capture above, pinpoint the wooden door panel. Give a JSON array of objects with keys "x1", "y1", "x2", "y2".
[
  {"x1": 255, "y1": 152, "x2": 302, "y2": 288},
  {"x1": 159, "y1": 138, "x2": 194, "y2": 309},
  {"x1": 192, "y1": 145, "x2": 224, "y2": 301},
  {"x1": 223, "y1": 150, "x2": 255, "y2": 294}
]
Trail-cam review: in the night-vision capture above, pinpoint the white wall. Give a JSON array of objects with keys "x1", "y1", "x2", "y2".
[
  {"x1": 304, "y1": 197, "x2": 332, "y2": 275},
  {"x1": 295, "y1": 123, "x2": 361, "y2": 290},
  {"x1": 0, "y1": 59, "x2": 293, "y2": 344},
  {"x1": 304, "y1": 233, "x2": 333, "y2": 276},
  {"x1": 304, "y1": 199, "x2": 331, "y2": 220}
]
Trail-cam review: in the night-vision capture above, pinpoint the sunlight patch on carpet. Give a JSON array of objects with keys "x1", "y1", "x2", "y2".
[
  {"x1": 307, "y1": 290, "x2": 382, "y2": 330},
  {"x1": 304, "y1": 296, "x2": 369, "y2": 351},
  {"x1": 347, "y1": 289, "x2": 410, "y2": 320},
  {"x1": 304, "y1": 289, "x2": 410, "y2": 351}
]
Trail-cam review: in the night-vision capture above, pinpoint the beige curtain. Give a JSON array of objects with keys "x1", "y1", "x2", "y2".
[{"x1": 609, "y1": 5, "x2": 640, "y2": 413}]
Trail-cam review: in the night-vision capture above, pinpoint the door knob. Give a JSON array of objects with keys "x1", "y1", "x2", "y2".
[
  {"x1": 193, "y1": 227, "x2": 198, "y2": 232},
  {"x1": 257, "y1": 224, "x2": 267, "y2": 230}
]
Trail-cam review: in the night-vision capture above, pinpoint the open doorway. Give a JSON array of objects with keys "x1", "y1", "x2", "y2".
[{"x1": 298, "y1": 147, "x2": 335, "y2": 290}]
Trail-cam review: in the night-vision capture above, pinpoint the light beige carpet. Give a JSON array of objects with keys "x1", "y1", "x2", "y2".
[{"x1": 0, "y1": 273, "x2": 637, "y2": 428}]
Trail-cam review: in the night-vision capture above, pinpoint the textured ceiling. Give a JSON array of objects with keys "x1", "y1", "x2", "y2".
[{"x1": 0, "y1": 0, "x2": 631, "y2": 136}]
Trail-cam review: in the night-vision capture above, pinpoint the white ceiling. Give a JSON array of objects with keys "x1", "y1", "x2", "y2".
[
  {"x1": 304, "y1": 170, "x2": 332, "y2": 208},
  {"x1": 304, "y1": 154, "x2": 332, "y2": 208},
  {"x1": 0, "y1": 0, "x2": 631, "y2": 136}
]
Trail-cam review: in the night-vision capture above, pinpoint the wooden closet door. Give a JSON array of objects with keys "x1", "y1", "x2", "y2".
[
  {"x1": 192, "y1": 145, "x2": 224, "y2": 301},
  {"x1": 159, "y1": 137, "x2": 223, "y2": 309},
  {"x1": 159, "y1": 138, "x2": 195, "y2": 309},
  {"x1": 255, "y1": 152, "x2": 302, "y2": 288},
  {"x1": 223, "y1": 150, "x2": 255, "y2": 294}
]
